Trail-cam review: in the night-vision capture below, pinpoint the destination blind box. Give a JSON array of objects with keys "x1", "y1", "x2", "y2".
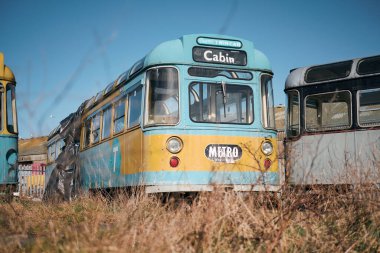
[{"x1": 192, "y1": 47, "x2": 247, "y2": 66}]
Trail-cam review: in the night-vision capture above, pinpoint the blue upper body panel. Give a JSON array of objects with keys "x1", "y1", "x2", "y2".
[{"x1": 143, "y1": 34, "x2": 272, "y2": 72}]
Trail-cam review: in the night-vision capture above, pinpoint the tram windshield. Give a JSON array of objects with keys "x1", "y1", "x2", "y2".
[
  {"x1": 189, "y1": 82, "x2": 253, "y2": 124},
  {"x1": 6, "y1": 84, "x2": 17, "y2": 133},
  {"x1": 145, "y1": 67, "x2": 179, "y2": 126}
]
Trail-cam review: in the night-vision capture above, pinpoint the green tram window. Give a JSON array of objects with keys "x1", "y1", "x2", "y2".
[
  {"x1": 305, "y1": 91, "x2": 351, "y2": 132},
  {"x1": 6, "y1": 84, "x2": 17, "y2": 133},
  {"x1": 286, "y1": 90, "x2": 300, "y2": 137},
  {"x1": 358, "y1": 88, "x2": 380, "y2": 127},
  {"x1": 189, "y1": 82, "x2": 253, "y2": 124},
  {"x1": 145, "y1": 67, "x2": 179, "y2": 126}
]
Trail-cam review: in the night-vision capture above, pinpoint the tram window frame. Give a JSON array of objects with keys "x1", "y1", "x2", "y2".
[
  {"x1": 357, "y1": 56, "x2": 380, "y2": 75},
  {"x1": 6, "y1": 83, "x2": 17, "y2": 134},
  {"x1": 144, "y1": 67, "x2": 180, "y2": 127},
  {"x1": 128, "y1": 86, "x2": 143, "y2": 128},
  {"x1": 91, "y1": 113, "x2": 101, "y2": 144},
  {"x1": 261, "y1": 74, "x2": 276, "y2": 130},
  {"x1": 113, "y1": 98, "x2": 127, "y2": 134},
  {"x1": 188, "y1": 67, "x2": 253, "y2": 80},
  {"x1": 101, "y1": 106, "x2": 112, "y2": 139},
  {"x1": 357, "y1": 88, "x2": 380, "y2": 127},
  {"x1": 83, "y1": 119, "x2": 91, "y2": 148},
  {"x1": 189, "y1": 82, "x2": 254, "y2": 125},
  {"x1": 305, "y1": 61, "x2": 353, "y2": 83},
  {"x1": 104, "y1": 81, "x2": 115, "y2": 96},
  {"x1": 48, "y1": 143, "x2": 56, "y2": 162},
  {"x1": 304, "y1": 90, "x2": 352, "y2": 132},
  {"x1": 286, "y1": 90, "x2": 300, "y2": 137}
]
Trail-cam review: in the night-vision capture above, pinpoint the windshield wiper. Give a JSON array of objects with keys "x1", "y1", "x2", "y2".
[{"x1": 221, "y1": 81, "x2": 227, "y2": 118}]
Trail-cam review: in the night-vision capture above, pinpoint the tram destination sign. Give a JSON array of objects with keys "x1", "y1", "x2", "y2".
[
  {"x1": 193, "y1": 47, "x2": 247, "y2": 66},
  {"x1": 196, "y1": 37, "x2": 242, "y2": 48}
]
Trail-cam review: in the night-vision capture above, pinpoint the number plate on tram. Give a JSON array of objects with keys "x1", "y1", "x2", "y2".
[{"x1": 205, "y1": 144, "x2": 242, "y2": 163}]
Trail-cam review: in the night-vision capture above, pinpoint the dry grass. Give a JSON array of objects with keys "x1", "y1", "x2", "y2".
[{"x1": 1, "y1": 186, "x2": 380, "y2": 253}]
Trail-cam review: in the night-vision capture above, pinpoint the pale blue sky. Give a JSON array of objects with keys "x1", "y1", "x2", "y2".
[{"x1": 1, "y1": 0, "x2": 379, "y2": 138}]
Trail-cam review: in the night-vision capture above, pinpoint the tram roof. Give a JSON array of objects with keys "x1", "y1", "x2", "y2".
[
  {"x1": 285, "y1": 55, "x2": 380, "y2": 90},
  {"x1": 83, "y1": 34, "x2": 272, "y2": 112},
  {"x1": 142, "y1": 34, "x2": 272, "y2": 71}
]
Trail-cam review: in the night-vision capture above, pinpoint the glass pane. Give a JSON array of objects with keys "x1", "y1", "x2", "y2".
[
  {"x1": 286, "y1": 90, "x2": 300, "y2": 137},
  {"x1": 92, "y1": 114, "x2": 101, "y2": 143},
  {"x1": 104, "y1": 81, "x2": 115, "y2": 95},
  {"x1": 129, "y1": 58, "x2": 144, "y2": 77},
  {"x1": 305, "y1": 91, "x2": 351, "y2": 132},
  {"x1": 94, "y1": 91, "x2": 103, "y2": 103},
  {"x1": 358, "y1": 88, "x2": 380, "y2": 126},
  {"x1": 305, "y1": 61, "x2": 352, "y2": 83},
  {"x1": 6, "y1": 84, "x2": 17, "y2": 133},
  {"x1": 84, "y1": 120, "x2": 91, "y2": 147},
  {"x1": 128, "y1": 87, "x2": 142, "y2": 128},
  {"x1": 357, "y1": 56, "x2": 380, "y2": 75},
  {"x1": 146, "y1": 68, "x2": 179, "y2": 126},
  {"x1": 188, "y1": 67, "x2": 252, "y2": 80},
  {"x1": 261, "y1": 75, "x2": 275, "y2": 129},
  {"x1": 116, "y1": 71, "x2": 129, "y2": 87},
  {"x1": 102, "y1": 107, "x2": 112, "y2": 138},
  {"x1": 189, "y1": 82, "x2": 253, "y2": 124},
  {"x1": 114, "y1": 99, "x2": 126, "y2": 133}
]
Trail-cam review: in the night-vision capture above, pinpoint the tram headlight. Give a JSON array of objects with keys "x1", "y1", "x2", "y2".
[
  {"x1": 166, "y1": 137, "x2": 183, "y2": 154},
  {"x1": 261, "y1": 141, "x2": 273, "y2": 156}
]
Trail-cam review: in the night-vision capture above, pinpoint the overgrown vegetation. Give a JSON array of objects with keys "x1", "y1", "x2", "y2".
[{"x1": 1, "y1": 186, "x2": 379, "y2": 252}]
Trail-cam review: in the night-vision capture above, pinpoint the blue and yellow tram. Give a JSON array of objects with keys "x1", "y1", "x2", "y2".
[
  {"x1": 285, "y1": 55, "x2": 380, "y2": 185},
  {"x1": 78, "y1": 34, "x2": 279, "y2": 193},
  {"x1": 0, "y1": 52, "x2": 18, "y2": 195}
]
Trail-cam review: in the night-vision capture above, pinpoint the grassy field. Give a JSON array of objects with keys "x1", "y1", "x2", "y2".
[{"x1": 1, "y1": 186, "x2": 379, "y2": 252}]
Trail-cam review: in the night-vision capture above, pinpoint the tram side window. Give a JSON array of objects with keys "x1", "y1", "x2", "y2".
[
  {"x1": 145, "y1": 67, "x2": 179, "y2": 126},
  {"x1": 358, "y1": 88, "x2": 380, "y2": 127},
  {"x1": 305, "y1": 91, "x2": 351, "y2": 132},
  {"x1": 92, "y1": 113, "x2": 101, "y2": 143},
  {"x1": 286, "y1": 90, "x2": 300, "y2": 137},
  {"x1": 114, "y1": 99, "x2": 126, "y2": 134},
  {"x1": 6, "y1": 84, "x2": 17, "y2": 133},
  {"x1": 102, "y1": 106, "x2": 112, "y2": 139},
  {"x1": 84, "y1": 119, "x2": 91, "y2": 147},
  {"x1": 128, "y1": 86, "x2": 142, "y2": 128},
  {"x1": 261, "y1": 75, "x2": 275, "y2": 129},
  {"x1": 48, "y1": 144, "x2": 56, "y2": 162}
]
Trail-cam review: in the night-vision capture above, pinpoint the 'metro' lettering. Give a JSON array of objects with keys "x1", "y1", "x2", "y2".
[{"x1": 205, "y1": 144, "x2": 242, "y2": 163}]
